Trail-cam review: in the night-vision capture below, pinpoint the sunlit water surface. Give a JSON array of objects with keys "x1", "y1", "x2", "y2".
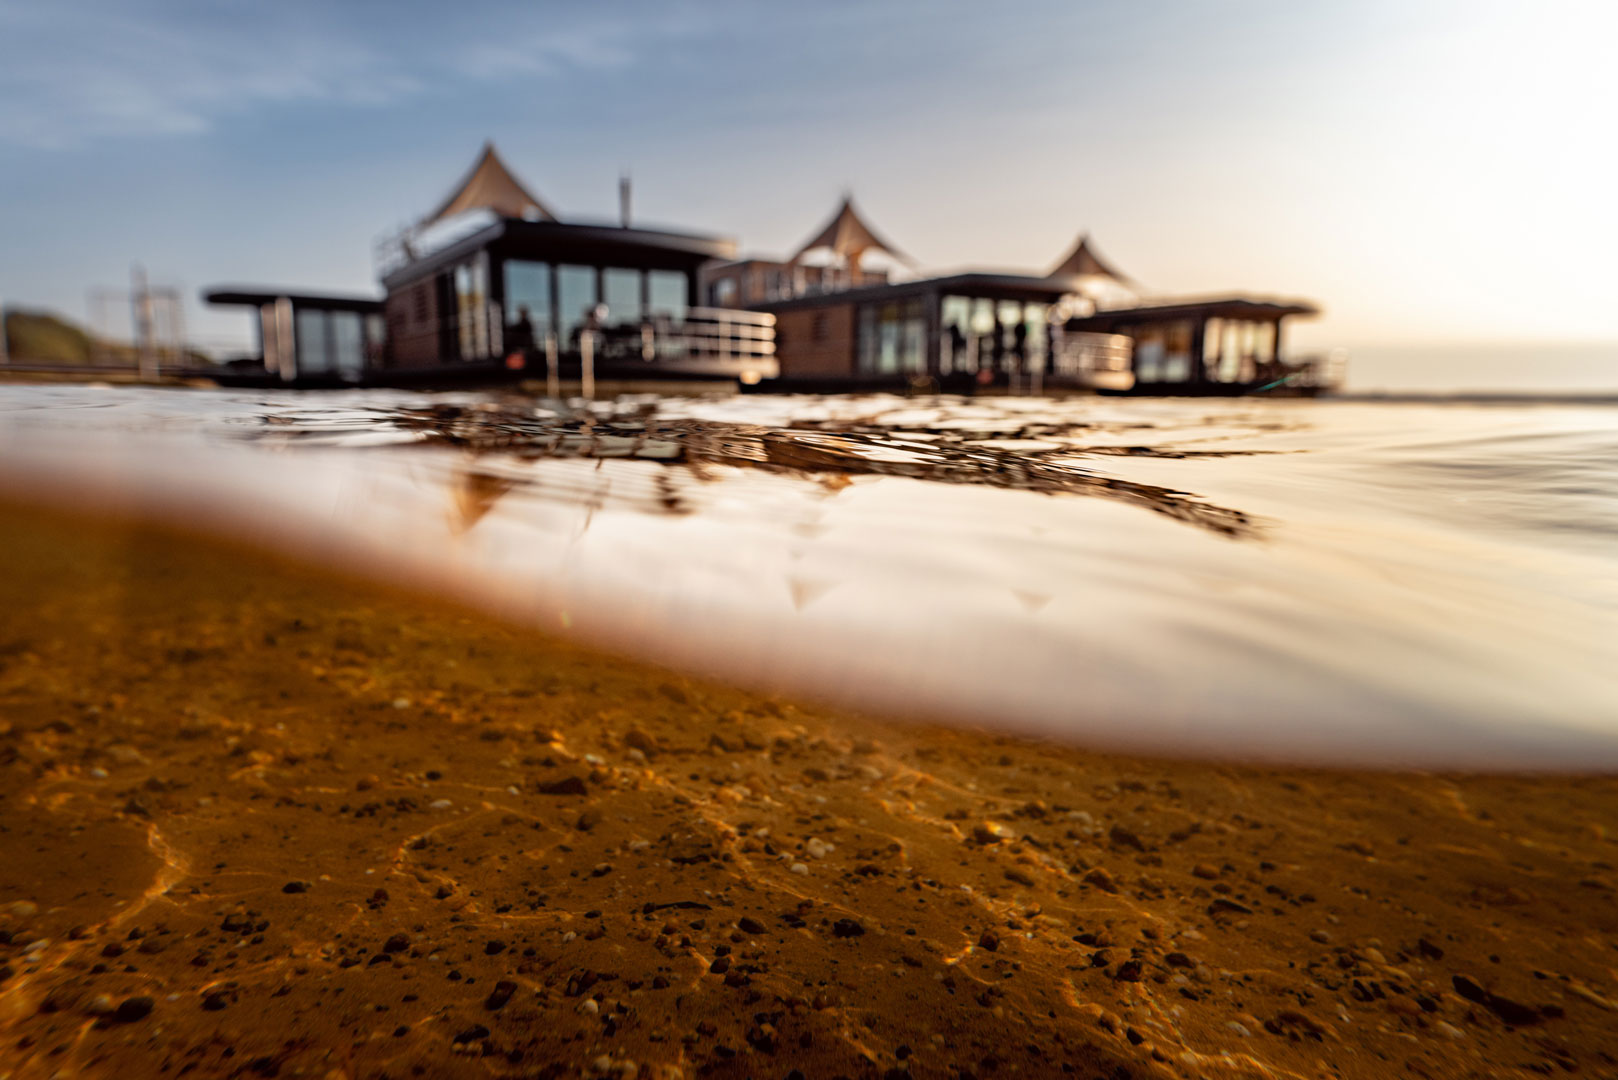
[{"x1": 2, "y1": 384, "x2": 1615, "y2": 768}]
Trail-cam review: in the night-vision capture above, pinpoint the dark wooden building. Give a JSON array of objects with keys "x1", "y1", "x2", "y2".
[
  {"x1": 729, "y1": 206, "x2": 1327, "y2": 394},
  {"x1": 204, "y1": 144, "x2": 776, "y2": 386},
  {"x1": 1064, "y1": 296, "x2": 1322, "y2": 394},
  {"x1": 202, "y1": 289, "x2": 384, "y2": 384},
  {"x1": 752, "y1": 272, "x2": 1073, "y2": 392}
]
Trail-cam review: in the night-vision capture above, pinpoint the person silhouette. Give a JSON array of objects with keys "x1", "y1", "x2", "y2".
[{"x1": 508, "y1": 305, "x2": 535, "y2": 354}]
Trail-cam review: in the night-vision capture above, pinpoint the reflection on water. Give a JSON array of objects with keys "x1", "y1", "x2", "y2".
[
  {"x1": 1, "y1": 385, "x2": 1616, "y2": 768},
  {"x1": 254, "y1": 400, "x2": 1261, "y2": 538}
]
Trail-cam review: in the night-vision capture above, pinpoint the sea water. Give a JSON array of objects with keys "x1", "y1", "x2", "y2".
[{"x1": 1, "y1": 384, "x2": 1614, "y2": 769}]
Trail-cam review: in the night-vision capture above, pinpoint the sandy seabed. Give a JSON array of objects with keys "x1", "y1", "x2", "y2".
[{"x1": 1, "y1": 500, "x2": 1616, "y2": 1080}]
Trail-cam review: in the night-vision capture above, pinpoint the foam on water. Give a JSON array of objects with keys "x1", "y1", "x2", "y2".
[{"x1": 2, "y1": 384, "x2": 1615, "y2": 768}]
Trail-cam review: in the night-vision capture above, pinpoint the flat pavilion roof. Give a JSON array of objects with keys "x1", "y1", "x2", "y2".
[
  {"x1": 204, "y1": 288, "x2": 382, "y2": 311},
  {"x1": 1070, "y1": 296, "x2": 1319, "y2": 327},
  {"x1": 382, "y1": 217, "x2": 737, "y2": 289},
  {"x1": 751, "y1": 272, "x2": 1072, "y2": 313}
]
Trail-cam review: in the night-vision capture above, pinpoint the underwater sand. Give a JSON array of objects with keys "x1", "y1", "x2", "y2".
[{"x1": 2, "y1": 499, "x2": 1618, "y2": 1079}]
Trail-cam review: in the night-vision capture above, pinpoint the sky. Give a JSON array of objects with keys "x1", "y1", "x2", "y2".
[{"x1": 1, "y1": 0, "x2": 1615, "y2": 358}]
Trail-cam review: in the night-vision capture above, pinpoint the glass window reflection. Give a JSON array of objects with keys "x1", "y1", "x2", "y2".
[
  {"x1": 557, "y1": 265, "x2": 597, "y2": 347},
  {"x1": 603, "y1": 268, "x2": 643, "y2": 327},
  {"x1": 648, "y1": 271, "x2": 687, "y2": 320},
  {"x1": 503, "y1": 261, "x2": 551, "y2": 354}
]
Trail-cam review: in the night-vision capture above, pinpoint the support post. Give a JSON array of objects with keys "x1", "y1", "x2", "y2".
[
  {"x1": 545, "y1": 331, "x2": 559, "y2": 400},
  {"x1": 580, "y1": 329, "x2": 595, "y2": 400}
]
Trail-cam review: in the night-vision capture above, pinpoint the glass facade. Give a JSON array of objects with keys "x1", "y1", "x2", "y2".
[
  {"x1": 969, "y1": 299, "x2": 995, "y2": 371},
  {"x1": 556, "y1": 265, "x2": 597, "y2": 348},
  {"x1": 1129, "y1": 320, "x2": 1194, "y2": 382},
  {"x1": 1198, "y1": 318, "x2": 1279, "y2": 383},
  {"x1": 602, "y1": 268, "x2": 643, "y2": 328},
  {"x1": 454, "y1": 258, "x2": 489, "y2": 362},
  {"x1": 940, "y1": 295, "x2": 971, "y2": 374},
  {"x1": 853, "y1": 293, "x2": 1056, "y2": 379},
  {"x1": 503, "y1": 260, "x2": 552, "y2": 354},
  {"x1": 330, "y1": 311, "x2": 364, "y2": 379},
  {"x1": 295, "y1": 309, "x2": 331, "y2": 375},
  {"x1": 293, "y1": 308, "x2": 368, "y2": 379},
  {"x1": 1023, "y1": 302, "x2": 1050, "y2": 373},
  {"x1": 1162, "y1": 321, "x2": 1193, "y2": 382},
  {"x1": 648, "y1": 270, "x2": 688, "y2": 320},
  {"x1": 857, "y1": 299, "x2": 925, "y2": 375},
  {"x1": 502, "y1": 261, "x2": 691, "y2": 352}
]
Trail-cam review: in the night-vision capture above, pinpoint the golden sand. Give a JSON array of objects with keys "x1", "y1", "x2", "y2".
[{"x1": 1, "y1": 499, "x2": 1616, "y2": 1080}]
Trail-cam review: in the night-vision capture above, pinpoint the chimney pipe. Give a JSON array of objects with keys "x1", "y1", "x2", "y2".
[{"x1": 619, "y1": 173, "x2": 631, "y2": 228}]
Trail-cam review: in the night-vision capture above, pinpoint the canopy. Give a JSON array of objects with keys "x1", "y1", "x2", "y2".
[
  {"x1": 1046, "y1": 233, "x2": 1130, "y2": 283},
  {"x1": 421, "y1": 142, "x2": 556, "y2": 227},
  {"x1": 790, "y1": 196, "x2": 910, "y2": 267}
]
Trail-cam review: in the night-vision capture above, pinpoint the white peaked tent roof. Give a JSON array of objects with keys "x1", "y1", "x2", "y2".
[
  {"x1": 1046, "y1": 233, "x2": 1132, "y2": 284},
  {"x1": 790, "y1": 195, "x2": 911, "y2": 266},
  {"x1": 421, "y1": 141, "x2": 557, "y2": 227}
]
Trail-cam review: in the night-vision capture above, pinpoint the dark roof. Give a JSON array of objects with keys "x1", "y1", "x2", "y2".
[
  {"x1": 382, "y1": 218, "x2": 737, "y2": 289},
  {"x1": 1067, "y1": 295, "x2": 1319, "y2": 329},
  {"x1": 750, "y1": 272, "x2": 1071, "y2": 313},
  {"x1": 204, "y1": 288, "x2": 382, "y2": 312}
]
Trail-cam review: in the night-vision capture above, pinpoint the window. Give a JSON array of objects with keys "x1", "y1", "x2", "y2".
[
  {"x1": 857, "y1": 304, "x2": 877, "y2": 372},
  {"x1": 900, "y1": 300, "x2": 925, "y2": 373},
  {"x1": 1161, "y1": 320, "x2": 1193, "y2": 382},
  {"x1": 710, "y1": 277, "x2": 737, "y2": 308},
  {"x1": 857, "y1": 299, "x2": 926, "y2": 375},
  {"x1": 1254, "y1": 322, "x2": 1275, "y2": 366},
  {"x1": 602, "y1": 268, "x2": 643, "y2": 327},
  {"x1": 878, "y1": 303, "x2": 901, "y2": 373},
  {"x1": 941, "y1": 296, "x2": 971, "y2": 374},
  {"x1": 1023, "y1": 303, "x2": 1049, "y2": 373},
  {"x1": 811, "y1": 312, "x2": 828, "y2": 342},
  {"x1": 454, "y1": 258, "x2": 488, "y2": 361},
  {"x1": 330, "y1": 311, "x2": 364, "y2": 378},
  {"x1": 557, "y1": 265, "x2": 597, "y2": 347},
  {"x1": 1131, "y1": 325, "x2": 1164, "y2": 381},
  {"x1": 1203, "y1": 318, "x2": 1223, "y2": 366},
  {"x1": 990, "y1": 302, "x2": 1016, "y2": 369},
  {"x1": 648, "y1": 270, "x2": 687, "y2": 320},
  {"x1": 295, "y1": 309, "x2": 331, "y2": 375},
  {"x1": 503, "y1": 261, "x2": 552, "y2": 353},
  {"x1": 365, "y1": 314, "x2": 386, "y2": 366}
]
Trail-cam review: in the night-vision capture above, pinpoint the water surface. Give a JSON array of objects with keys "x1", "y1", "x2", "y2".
[{"x1": 1, "y1": 384, "x2": 1614, "y2": 768}]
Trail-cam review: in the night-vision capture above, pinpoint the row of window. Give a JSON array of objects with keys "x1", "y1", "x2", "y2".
[
  {"x1": 502, "y1": 262, "x2": 689, "y2": 355},
  {"x1": 290, "y1": 308, "x2": 383, "y2": 378},
  {"x1": 855, "y1": 296, "x2": 1054, "y2": 376},
  {"x1": 1129, "y1": 319, "x2": 1277, "y2": 383},
  {"x1": 939, "y1": 297, "x2": 1050, "y2": 375}
]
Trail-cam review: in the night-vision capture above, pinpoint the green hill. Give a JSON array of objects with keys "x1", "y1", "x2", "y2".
[{"x1": 3, "y1": 308, "x2": 138, "y2": 365}]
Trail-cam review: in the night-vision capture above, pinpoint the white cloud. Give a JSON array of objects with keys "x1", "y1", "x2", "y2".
[
  {"x1": 0, "y1": 3, "x2": 420, "y2": 147},
  {"x1": 0, "y1": 1, "x2": 715, "y2": 149}
]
